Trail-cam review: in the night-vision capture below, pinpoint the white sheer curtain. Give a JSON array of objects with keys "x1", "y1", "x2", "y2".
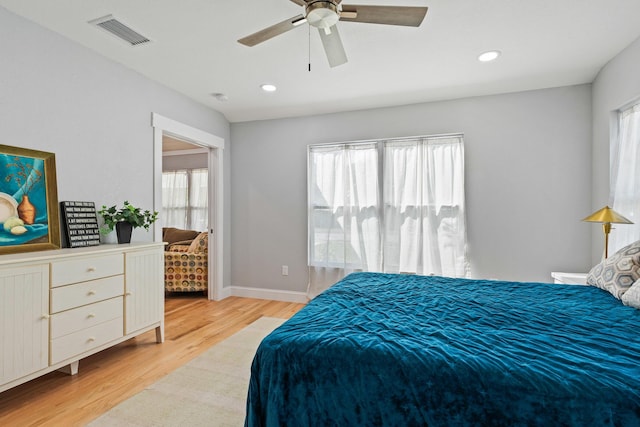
[
  {"x1": 611, "y1": 103, "x2": 640, "y2": 252},
  {"x1": 383, "y1": 136, "x2": 468, "y2": 276},
  {"x1": 307, "y1": 135, "x2": 468, "y2": 298},
  {"x1": 162, "y1": 168, "x2": 208, "y2": 231},
  {"x1": 189, "y1": 169, "x2": 209, "y2": 231},
  {"x1": 307, "y1": 143, "x2": 381, "y2": 297},
  {"x1": 162, "y1": 171, "x2": 188, "y2": 228}
]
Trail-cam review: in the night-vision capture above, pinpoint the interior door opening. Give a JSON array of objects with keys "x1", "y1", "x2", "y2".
[
  {"x1": 152, "y1": 113, "x2": 224, "y2": 301},
  {"x1": 162, "y1": 136, "x2": 210, "y2": 298}
]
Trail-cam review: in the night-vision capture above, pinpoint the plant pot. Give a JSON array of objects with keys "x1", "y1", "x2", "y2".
[{"x1": 116, "y1": 221, "x2": 133, "y2": 244}]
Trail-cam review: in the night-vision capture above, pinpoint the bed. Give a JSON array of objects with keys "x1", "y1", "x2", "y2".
[{"x1": 245, "y1": 272, "x2": 640, "y2": 426}]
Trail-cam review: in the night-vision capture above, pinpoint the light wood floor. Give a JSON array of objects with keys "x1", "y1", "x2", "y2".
[{"x1": 0, "y1": 294, "x2": 306, "y2": 427}]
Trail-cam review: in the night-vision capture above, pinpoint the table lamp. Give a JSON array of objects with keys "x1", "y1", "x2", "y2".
[{"x1": 582, "y1": 205, "x2": 633, "y2": 258}]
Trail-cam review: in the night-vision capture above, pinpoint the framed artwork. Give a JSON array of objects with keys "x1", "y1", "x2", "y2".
[{"x1": 0, "y1": 145, "x2": 60, "y2": 254}]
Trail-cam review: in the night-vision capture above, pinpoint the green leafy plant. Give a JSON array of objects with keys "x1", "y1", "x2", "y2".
[{"x1": 98, "y1": 201, "x2": 158, "y2": 235}]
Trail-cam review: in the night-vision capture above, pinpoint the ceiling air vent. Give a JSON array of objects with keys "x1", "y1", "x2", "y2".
[{"x1": 89, "y1": 15, "x2": 151, "y2": 46}]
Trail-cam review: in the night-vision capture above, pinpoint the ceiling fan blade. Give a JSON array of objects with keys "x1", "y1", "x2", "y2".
[
  {"x1": 289, "y1": 0, "x2": 306, "y2": 6},
  {"x1": 318, "y1": 25, "x2": 348, "y2": 68},
  {"x1": 340, "y1": 5, "x2": 428, "y2": 27},
  {"x1": 238, "y1": 14, "x2": 305, "y2": 47}
]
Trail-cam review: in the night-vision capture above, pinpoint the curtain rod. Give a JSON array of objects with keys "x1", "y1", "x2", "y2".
[{"x1": 308, "y1": 132, "x2": 464, "y2": 149}]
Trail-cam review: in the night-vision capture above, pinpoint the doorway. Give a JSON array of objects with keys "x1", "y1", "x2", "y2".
[{"x1": 152, "y1": 113, "x2": 224, "y2": 300}]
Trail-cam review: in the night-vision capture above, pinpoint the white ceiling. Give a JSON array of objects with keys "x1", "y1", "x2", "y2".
[{"x1": 2, "y1": 0, "x2": 640, "y2": 123}]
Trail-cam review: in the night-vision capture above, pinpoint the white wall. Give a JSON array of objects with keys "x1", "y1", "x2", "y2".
[
  {"x1": 231, "y1": 85, "x2": 593, "y2": 293},
  {"x1": 591, "y1": 36, "x2": 640, "y2": 263},
  {"x1": 0, "y1": 7, "x2": 232, "y2": 287}
]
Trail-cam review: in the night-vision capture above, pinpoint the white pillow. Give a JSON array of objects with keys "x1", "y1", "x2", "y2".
[{"x1": 621, "y1": 279, "x2": 640, "y2": 309}]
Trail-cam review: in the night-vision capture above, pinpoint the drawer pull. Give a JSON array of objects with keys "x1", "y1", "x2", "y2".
[
  {"x1": 88, "y1": 290, "x2": 97, "y2": 296},
  {"x1": 87, "y1": 337, "x2": 96, "y2": 342},
  {"x1": 125, "y1": 291, "x2": 133, "y2": 296},
  {"x1": 42, "y1": 314, "x2": 50, "y2": 320},
  {"x1": 87, "y1": 313, "x2": 96, "y2": 318},
  {"x1": 87, "y1": 267, "x2": 96, "y2": 272}
]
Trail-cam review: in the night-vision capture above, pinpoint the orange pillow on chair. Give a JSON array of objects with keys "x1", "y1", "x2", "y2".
[
  {"x1": 163, "y1": 228, "x2": 200, "y2": 245},
  {"x1": 188, "y1": 232, "x2": 208, "y2": 253}
]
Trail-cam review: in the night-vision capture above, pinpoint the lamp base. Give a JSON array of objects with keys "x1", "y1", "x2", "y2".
[{"x1": 603, "y1": 222, "x2": 612, "y2": 259}]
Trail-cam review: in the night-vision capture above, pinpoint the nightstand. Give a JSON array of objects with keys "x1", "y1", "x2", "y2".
[{"x1": 551, "y1": 272, "x2": 588, "y2": 285}]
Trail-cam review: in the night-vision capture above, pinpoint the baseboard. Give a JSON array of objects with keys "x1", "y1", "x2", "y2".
[
  {"x1": 228, "y1": 286, "x2": 308, "y2": 303},
  {"x1": 217, "y1": 286, "x2": 233, "y2": 300}
]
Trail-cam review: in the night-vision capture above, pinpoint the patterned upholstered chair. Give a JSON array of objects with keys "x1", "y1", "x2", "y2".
[{"x1": 164, "y1": 231, "x2": 208, "y2": 293}]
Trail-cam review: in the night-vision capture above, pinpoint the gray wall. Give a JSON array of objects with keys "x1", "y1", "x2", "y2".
[
  {"x1": 0, "y1": 7, "x2": 232, "y2": 287},
  {"x1": 591, "y1": 36, "x2": 640, "y2": 263},
  {"x1": 231, "y1": 85, "x2": 593, "y2": 293}
]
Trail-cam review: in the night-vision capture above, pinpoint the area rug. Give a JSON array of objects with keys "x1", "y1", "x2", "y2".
[{"x1": 88, "y1": 317, "x2": 286, "y2": 427}]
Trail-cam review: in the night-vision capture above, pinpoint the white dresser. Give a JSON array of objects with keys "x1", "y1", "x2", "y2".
[{"x1": 0, "y1": 243, "x2": 164, "y2": 393}]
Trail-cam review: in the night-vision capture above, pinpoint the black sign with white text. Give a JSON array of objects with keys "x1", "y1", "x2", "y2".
[{"x1": 60, "y1": 201, "x2": 100, "y2": 248}]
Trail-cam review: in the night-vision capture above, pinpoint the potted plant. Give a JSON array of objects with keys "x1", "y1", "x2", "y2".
[{"x1": 98, "y1": 201, "x2": 159, "y2": 244}]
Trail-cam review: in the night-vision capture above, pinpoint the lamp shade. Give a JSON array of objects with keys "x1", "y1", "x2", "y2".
[
  {"x1": 583, "y1": 206, "x2": 633, "y2": 259},
  {"x1": 582, "y1": 206, "x2": 633, "y2": 224}
]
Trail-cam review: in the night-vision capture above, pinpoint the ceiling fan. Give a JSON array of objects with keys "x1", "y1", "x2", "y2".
[{"x1": 238, "y1": 0, "x2": 428, "y2": 68}]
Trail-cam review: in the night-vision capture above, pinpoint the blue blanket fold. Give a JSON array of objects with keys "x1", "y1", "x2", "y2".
[{"x1": 246, "y1": 272, "x2": 640, "y2": 426}]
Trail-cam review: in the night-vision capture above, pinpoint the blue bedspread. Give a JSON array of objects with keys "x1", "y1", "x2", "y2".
[{"x1": 246, "y1": 273, "x2": 640, "y2": 426}]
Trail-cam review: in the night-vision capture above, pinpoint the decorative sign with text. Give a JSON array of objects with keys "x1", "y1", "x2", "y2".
[{"x1": 60, "y1": 201, "x2": 100, "y2": 247}]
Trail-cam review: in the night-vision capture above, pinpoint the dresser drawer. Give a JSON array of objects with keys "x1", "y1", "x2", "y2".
[
  {"x1": 50, "y1": 275, "x2": 124, "y2": 314},
  {"x1": 51, "y1": 297, "x2": 123, "y2": 339},
  {"x1": 50, "y1": 317, "x2": 123, "y2": 365},
  {"x1": 51, "y1": 253, "x2": 124, "y2": 287}
]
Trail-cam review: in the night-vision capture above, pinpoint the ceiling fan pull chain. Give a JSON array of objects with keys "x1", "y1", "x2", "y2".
[{"x1": 308, "y1": 24, "x2": 311, "y2": 72}]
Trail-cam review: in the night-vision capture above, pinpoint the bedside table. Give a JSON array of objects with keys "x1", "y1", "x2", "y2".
[{"x1": 551, "y1": 272, "x2": 588, "y2": 285}]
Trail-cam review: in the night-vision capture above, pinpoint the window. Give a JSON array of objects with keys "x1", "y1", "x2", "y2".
[
  {"x1": 611, "y1": 103, "x2": 640, "y2": 251},
  {"x1": 308, "y1": 143, "x2": 381, "y2": 270},
  {"x1": 308, "y1": 134, "x2": 468, "y2": 294},
  {"x1": 383, "y1": 137, "x2": 467, "y2": 277},
  {"x1": 162, "y1": 168, "x2": 208, "y2": 231}
]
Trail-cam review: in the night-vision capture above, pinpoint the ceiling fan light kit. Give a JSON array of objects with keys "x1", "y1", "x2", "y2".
[
  {"x1": 306, "y1": 1, "x2": 340, "y2": 29},
  {"x1": 238, "y1": 0, "x2": 428, "y2": 68}
]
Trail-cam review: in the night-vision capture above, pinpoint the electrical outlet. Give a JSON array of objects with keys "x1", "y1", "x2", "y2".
[{"x1": 282, "y1": 265, "x2": 289, "y2": 276}]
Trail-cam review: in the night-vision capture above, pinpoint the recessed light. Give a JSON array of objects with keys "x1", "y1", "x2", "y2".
[
  {"x1": 478, "y1": 50, "x2": 501, "y2": 62},
  {"x1": 261, "y1": 84, "x2": 277, "y2": 92}
]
